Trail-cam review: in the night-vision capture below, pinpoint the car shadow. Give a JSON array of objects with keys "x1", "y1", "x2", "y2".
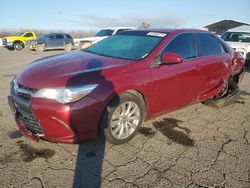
[
  {"x1": 65, "y1": 58, "x2": 116, "y2": 187},
  {"x1": 153, "y1": 118, "x2": 194, "y2": 146}
]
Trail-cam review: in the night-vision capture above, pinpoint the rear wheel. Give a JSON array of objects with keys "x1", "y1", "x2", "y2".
[
  {"x1": 100, "y1": 92, "x2": 145, "y2": 144},
  {"x1": 14, "y1": 42, "x2": 24, "y2": 51},
  {"x1": 202, "y1": 79, "x2": 239, "y2": 108}
]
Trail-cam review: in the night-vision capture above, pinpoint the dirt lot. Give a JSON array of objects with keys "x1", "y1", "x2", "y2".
[{"x1": 0, "y1": 47, "x2": 250, "y2": 188}]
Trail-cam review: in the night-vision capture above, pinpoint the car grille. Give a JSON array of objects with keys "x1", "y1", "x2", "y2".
[
  {"x1": 2, "y1": 38, "x2": 7, "y2": 45},
  {"x1": 10, "y1": 82, "x2": 43, "y2": 134}
]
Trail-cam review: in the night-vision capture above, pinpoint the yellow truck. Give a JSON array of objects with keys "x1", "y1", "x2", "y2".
[{"x1": 2, "y1": 32, "x2": 37, "y2": 50}]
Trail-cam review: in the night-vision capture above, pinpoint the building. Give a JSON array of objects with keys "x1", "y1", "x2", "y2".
[{"x1": 203, "y1": 19, "x2": 249, "y2": 35}]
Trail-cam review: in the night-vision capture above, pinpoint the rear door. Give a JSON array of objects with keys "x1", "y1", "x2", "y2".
[
  {"x1": 196, "y1": 33, "x2": 231, "y2": 99},
  {"x1": 55, "y1": 34, "x2": 65, "y2": 48},
  {"x1": 46, "y1": 34, "x2": 57, "y2": 48},
  {"x1": 150, "y1": 33, "x2": 205, "y2": 116}
]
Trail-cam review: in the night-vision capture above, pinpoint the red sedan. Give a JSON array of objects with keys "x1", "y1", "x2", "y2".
[{"x1": 8, "y1": 29, "x2": 245, "y2": 144}]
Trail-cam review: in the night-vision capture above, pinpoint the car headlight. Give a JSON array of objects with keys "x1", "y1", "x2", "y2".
[
  {"x1": 32, "y1": 84, "x2": 98, "y2": 104},
  {"x1": 7, "y1": 40, "x2": 14, "y2": 44}
]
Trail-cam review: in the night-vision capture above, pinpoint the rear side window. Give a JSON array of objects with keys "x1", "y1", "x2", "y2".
[
  {"x1": 198, "y1": 33, "x2": 222, "y2": 56},
  {"x1": 56, "y1": 34, "x2": 64, "y2": 39},
  {"x1": 163, "y1": 33, "x2": 196, "y2": 60}
]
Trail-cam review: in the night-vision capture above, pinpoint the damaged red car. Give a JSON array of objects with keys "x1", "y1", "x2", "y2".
[{"x1": 8, "y1": 29, "x2": 245, "y2": 144}]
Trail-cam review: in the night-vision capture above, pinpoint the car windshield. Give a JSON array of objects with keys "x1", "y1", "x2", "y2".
[
  {"x1": 38, "y1": 34, "x2": 49, "y2": 39},
  {"x1": 85, "y1": 32, "x2": 167, "y2": 60},
  {"x1": 95, "y1": 29, "x2": 114, "y2": 37},
  {"x1": 222, "y1": 32, "x2": 250, "y2": 43},
  {"x1": 16, "y1": 32, "x2": 24, "y2": 36}
]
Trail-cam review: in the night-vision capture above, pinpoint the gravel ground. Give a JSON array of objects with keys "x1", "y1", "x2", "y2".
[{"x1": 0, "y1": 48, "x2": 250, "y2": 188}]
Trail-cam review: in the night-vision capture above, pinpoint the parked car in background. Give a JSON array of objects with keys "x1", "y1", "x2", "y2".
[
  {"x1": 8, "y1": 29, "x2": 245, "y2": 145},
  {"x1": 2, "y1": 32, "x2": 37, "y2": 50},
  {"x1": 78, "y1": 27, "x2": 135, "y2": 49},
  {"x1": 222, "y1": 26, "x2": 250, "y2": 68},
  {"x1": 28, "y1": 33, "x2": 74, "y2": 52}
]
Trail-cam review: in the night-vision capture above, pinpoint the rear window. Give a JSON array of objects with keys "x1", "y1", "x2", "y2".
[
  {"x1": 198, "y1": 33, "x2": 222, "y2": 56},
  {"x1": 95, "y1": 29, "x2": 114, "y2": 37}
]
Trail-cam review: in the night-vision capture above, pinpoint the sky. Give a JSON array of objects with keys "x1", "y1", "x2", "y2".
[{"x1": 1, "y1": 0, "x2": 250, "y2": 32}]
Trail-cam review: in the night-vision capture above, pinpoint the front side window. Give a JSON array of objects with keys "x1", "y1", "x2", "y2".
[
  {"x1": 198, "y1": 33, "x2": 222, "y2": 56},
  {"x1": 48, "y1": 35, "x2": 55, "y2": 40},
  {"x1": 85, "y1": 32, "x2": 166, "y2": 60},
  {"x1": 162, "y1": 33, "x2": 196, "y2": 60},
  {"x1": 24, "y1": 33, "x2": 33, "y2": 37}
]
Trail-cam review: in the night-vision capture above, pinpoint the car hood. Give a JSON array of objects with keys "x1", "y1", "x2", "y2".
[
  {"x1": 80, "y1": 36, "x2": 107, "y2": 43},
  {"x1": 226, "y1": 41, "x2": 250, "y2": 49},
  {"x1": 16, "y1": 50, "x2": 133, "y2": 89}
]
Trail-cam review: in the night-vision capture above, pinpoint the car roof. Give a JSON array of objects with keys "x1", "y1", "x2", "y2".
[
  {"x1": 42, "y1": 33, "x2": 70, "y2": 35},
  {"x1": 134, "y1": 28, "x2": 207, "y2": 34},
  {"x1": 101, "y1": 27, "x2": 136, "y2": 30}
]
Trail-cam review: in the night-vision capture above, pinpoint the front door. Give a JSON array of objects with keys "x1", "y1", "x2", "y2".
[{"x1": 150, "y1": 33, "x2": 204, "y2": 116}]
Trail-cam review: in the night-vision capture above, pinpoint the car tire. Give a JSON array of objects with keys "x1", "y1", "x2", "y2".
[
  {"x1": 64, "y1": 43, "x2": 72, "y2": 51},
  {"x1": 14, "y1": 42, "x2": 24, "y2": 51},
  {"x1": 100, "y1": 92, "x2": 145, "y2": 145},
  {"x1": 35, "y1": 44, "x2": 45, "y2": 52},
  {"x1": 202, "y1": 79, "x2": 239, "y2": 108}
]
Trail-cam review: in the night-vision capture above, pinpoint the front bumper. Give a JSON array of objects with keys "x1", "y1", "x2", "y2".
[
  {"x1": 2, "y1": 39, "x2": 14, "y2": 48},
  {"x1": 8, "y1": 82, "x2": 104, "y2": 143}
]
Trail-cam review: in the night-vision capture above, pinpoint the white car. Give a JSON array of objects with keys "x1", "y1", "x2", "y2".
[
  {"x1": 222, "y1": 25, "x2": 250, "y2": 67},
  {"x1": 78, "y1": 27, "x2": 135, "y2": 49}
]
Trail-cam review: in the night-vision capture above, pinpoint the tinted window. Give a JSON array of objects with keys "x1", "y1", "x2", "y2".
[
  {"x1": 24, "y1": 33, "x2": 33, "y2": 37},
  {"x1": 95, "y1": 29, "x2": 114, "y2": 37},
  {"x1": 198, "y1": 33, "x2": 222, "y2": 56},
  {"x1": 222, "y1": 32, "x2": 250, "y2": 43},
  {"x1": 116, "y1": 29, "x2": 130, "y2": 34},
  {"x1": 56, "y1": 34, "x2": 64, "y2": 39},
  {"x1": 47, "y1": 35, "x2": 55, "y2": 39},
  {"x1": 163, "y1": 33, "x2": 196, "y2": 59}
]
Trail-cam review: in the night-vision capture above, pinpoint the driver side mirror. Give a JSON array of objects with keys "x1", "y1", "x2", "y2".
[{"x1": 161, "y1": 52, "x2": 183, "y2": 64}]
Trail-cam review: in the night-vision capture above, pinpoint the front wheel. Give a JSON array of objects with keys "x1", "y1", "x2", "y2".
[
  {"x1": 14, "y1": 42, "x2": 24, "y2": 51},
  {"x1": 100, "y1": 92, "x2": 145, "y2": 144}
]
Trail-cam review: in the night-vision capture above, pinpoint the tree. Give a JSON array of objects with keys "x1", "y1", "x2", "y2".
[{"x1": 139, "y1": 22, "x2": 150, "y2": 29}]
